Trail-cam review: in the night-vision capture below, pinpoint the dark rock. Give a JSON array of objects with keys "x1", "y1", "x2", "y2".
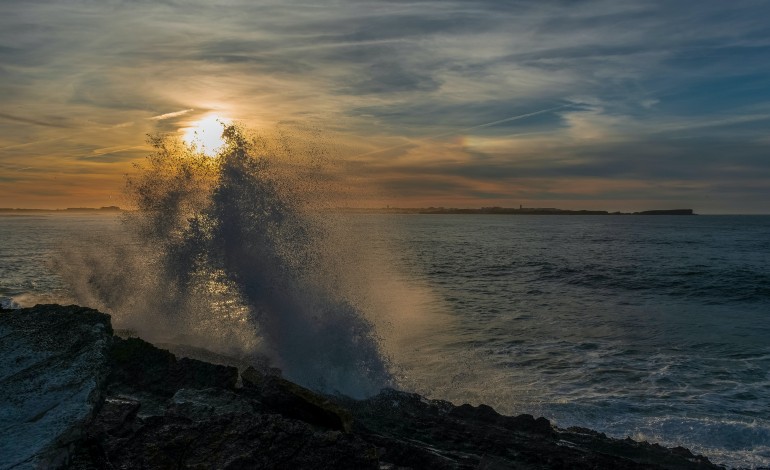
[
  {"x1": 168, "y1": 387, "x2": 259, "y2": 420},
  {"x1": 0, "y1": 305, "x2": 112, "y2": 469},
  {"x1": 108, "y1": 336, "x2": 238, "y2": 397},
  {"x1": 88, "y1": 396, "x2": 141, "y2": 438},
  {"x1": 344, "y1": 388, "x2": 719, "y2": 470},
  {"x1": 242, "y1": 366, "x2": 354, "y2": 433},
  {"x1": 449, "y1": 403, "x2": 500, "y2": 422},
  {"x1": 154, "y1": 341, "x2": 257, "y2": 370},
  {"x1": 361, "y1": 432, "x2": 471, "y2": 470},
  {"x1": 449, "y1": 404, "x2": 555, "y2": 437},
  {"x1": 566, "y1": 426, "x2": 607, "y2": 439},
  {"x1": 94, "y1": 411, "x2": 378, "y2": 469},
  {"x1": 78, "y1": 348, "x2": 375, "y2": 469},
  {"x1": 504, "y1": 414, "x2": 556, "y2": 437},
  {"x1": 1, "y1": 305, "x2": 725, "y2": 469}
]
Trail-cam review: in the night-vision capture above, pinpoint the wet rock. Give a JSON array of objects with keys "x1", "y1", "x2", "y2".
[
  {"x1": 92, "y1": 410, "x2": 378, "y2": 469},
  {"x1": 449, "y1": 404, "x2": 556, "y2": 437},
  {"x1": 1, "y1": 305, "x2": 724, "y2": 470},
  {"x1": 88, "y1": 396, "x2": 141, "y2": 438},
  {"x1": 0, "y1": 305, "x2": 112, "y2": 469},
  {"x1": 74, "y1": 339, "x2": 373, "y2": 469},
  {"x1": 169, "y1": 387, "x2": 259, "y2": 420},
  {"x1": 344, "y1": 388, "x2": 718, "y2": 470},
  {"x1": 242, "y1": 366, "x2": 354, "y2": 432},
  {"x1": 108, "y1": 336, "x2": 239, "y2": 398}
]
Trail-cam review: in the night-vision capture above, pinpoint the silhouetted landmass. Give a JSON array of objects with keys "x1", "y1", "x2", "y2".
[
  {"x1": 0, "y1": 206, "x2": 122, "y2": 213},
  {"x1": 2, "y1": 206, "x2": 696, "y2": 216},
  {"x1": 349, "y1": 207, "x2": 695, "y2": 215}
]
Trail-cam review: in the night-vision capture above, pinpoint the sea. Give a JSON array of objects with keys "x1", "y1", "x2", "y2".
[{"x1": 1, "y1": 212, "x2": 769, "y2": 468}]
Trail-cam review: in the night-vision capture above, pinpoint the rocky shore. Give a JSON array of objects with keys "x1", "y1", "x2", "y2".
[{"x1": 1, "y1": 305, "x2": 723, "y2": 469}]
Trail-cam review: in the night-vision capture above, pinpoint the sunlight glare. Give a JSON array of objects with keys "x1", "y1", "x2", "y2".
[{"x1": 182, "y1": 115, "x2": 231, "y2": 156}]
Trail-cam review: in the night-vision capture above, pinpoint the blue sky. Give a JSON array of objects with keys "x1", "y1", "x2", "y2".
[{"x1": 1, "y1": 0, "x2": 769, "y2": 212}]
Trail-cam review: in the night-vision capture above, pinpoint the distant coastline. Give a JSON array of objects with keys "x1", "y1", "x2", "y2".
[
  {"x1": 0, "y1": 206, "x2": 696, "y2": 216},
  {"x1": 0, "y1": 206, "x2": 123, "y2": 213},
  {"x1": 345, "y1": 207, "x2": 696, "y2": 215}
]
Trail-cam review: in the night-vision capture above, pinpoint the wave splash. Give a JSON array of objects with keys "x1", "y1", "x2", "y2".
[{"x1": 58, "y1": 126, "x2": 393, "y2": 397}]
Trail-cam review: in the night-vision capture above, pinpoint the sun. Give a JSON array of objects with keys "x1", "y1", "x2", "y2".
[{"x1": 181, "y1": 115, "x2": 231, "y2": 156}]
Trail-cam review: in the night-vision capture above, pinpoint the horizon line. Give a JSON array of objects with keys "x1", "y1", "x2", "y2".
[{"x1": 3, "y1": 206, "x2": 769, "y2": 216}]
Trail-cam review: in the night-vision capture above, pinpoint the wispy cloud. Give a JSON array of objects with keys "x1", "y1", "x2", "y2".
[
  {"x1": 1, "y1": 0, "x2": 769, "y2": 210},
  {"x1": 150, "y1": 109, "x2": 194, "y2": 121},
  {"x1": 0, "y1": 112, "x2": 72, "y2": 128}
]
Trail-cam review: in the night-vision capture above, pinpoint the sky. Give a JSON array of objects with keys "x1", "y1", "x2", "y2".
[{"x1": 1, "y1": 1, "x2": 769, "y2": 213}]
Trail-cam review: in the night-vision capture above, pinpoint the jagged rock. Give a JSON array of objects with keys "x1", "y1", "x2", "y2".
[
  {"x1": 74, "y1": 337, "x2": 373, "y2": 469},
  {"x1": 154, "y1": 341, "x2": 257, "y2": 370},
  {"x1": 89, "y1": 411, "x2": 378, "y2": 469},
  {"x1": 169, "y1": 388, "x2": 259, "y2": 420},
  {"x1": 449, "y1": 403, "x2": 556, "y2": 437},
  {"x1": 87, "y1": 396, "x2": 141, "y2": 438},
  {"x1": 108, "y1": 336, "x2": 239, "y2": 398},
  {"x1": 343, "y1": 388, "x2": 719, "y2": 470},
  {"x1": 0, "y1": 305, "x2": 112, "y2": 469},
  {"x1": 557, "y1": 429, "x2": 716, "y2": 470},
  {"x1": 242, "y1": 366, "x2": 354, "y2": 432},
  {"x1": 1, "y1": 305, "x2": 725, "y2": 470}
]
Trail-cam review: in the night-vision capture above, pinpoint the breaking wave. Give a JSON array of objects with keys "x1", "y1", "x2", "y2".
[{"x1": 57, "y1": 125, "x2": 401, "y2": 397}]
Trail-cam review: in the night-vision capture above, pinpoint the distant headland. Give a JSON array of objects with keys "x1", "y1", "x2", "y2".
[
  {"x1": 0, "y1": 206, "x2": 123, "y2": 213},
  {"x1": 0, "y1": 206, "x2": 696, "y2": 216},
  {"x1": 348, "y1": 206, "x2": 696, "y2": 215}
]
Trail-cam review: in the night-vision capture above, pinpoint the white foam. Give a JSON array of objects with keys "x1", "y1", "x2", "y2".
[{"x1": 0, "y1": 296, "x2": 20, "y2": 309}]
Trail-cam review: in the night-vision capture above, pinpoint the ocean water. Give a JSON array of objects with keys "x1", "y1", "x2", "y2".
[
  {"x1": 377, "y1": 214, "x2": 770, "y2": 469},
  {"x1": 0, "y1": 214, "x2": 124, "y2": 307},
  {"x1": 1, "y1": 212, "x2": 768, "y2": 468}
]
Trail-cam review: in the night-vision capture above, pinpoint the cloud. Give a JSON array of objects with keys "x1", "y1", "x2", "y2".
[
  {"x1": 1, "y1": 0, "x2": 770, "y2": 209},
  {"x1": 149, "y1": 109, "x2": 194, "y2": 121},
  {"x1": 0, "y1": 112, "x2": 72, "y2": 129}
]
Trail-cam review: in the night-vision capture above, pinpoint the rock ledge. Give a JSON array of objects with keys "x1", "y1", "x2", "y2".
[{"x1": 0, "y1": 305, "x2": 722, "y2": 469}]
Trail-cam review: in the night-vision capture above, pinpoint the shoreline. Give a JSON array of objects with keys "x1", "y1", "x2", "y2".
[
  {"x1": 1, "y1": 304, "x2": 725, "y2": 469},
  {"x1": 0, "y1": 207, "x2": 123, "y2": 214}
]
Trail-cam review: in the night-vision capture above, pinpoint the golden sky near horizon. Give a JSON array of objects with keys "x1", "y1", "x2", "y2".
[{"x1": 2, "y1": 1, "x2": 770, "y2": 212}]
